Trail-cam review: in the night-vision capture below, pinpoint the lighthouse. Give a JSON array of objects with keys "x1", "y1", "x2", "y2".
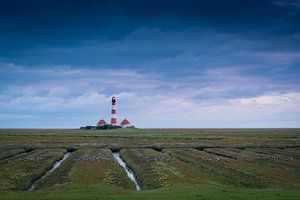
[
  {"x1": 111, "y1": 96, "x2": 117, "y2": 125},
  {"x1": 82, "y1": 95, "x2": 135, "y2": 130}
]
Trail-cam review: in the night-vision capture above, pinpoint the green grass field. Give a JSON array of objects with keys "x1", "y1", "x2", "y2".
[{"x1": 0, "y1": 128, "x2": 299, "y2": 199}]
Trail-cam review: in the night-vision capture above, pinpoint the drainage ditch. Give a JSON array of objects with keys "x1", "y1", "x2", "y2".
[
  {"x1": 112, "y1": 152, "x2": 141, "y2": 191},
  {"x1": 28, "y1": 152, "x2": 71, "y2": 191}
]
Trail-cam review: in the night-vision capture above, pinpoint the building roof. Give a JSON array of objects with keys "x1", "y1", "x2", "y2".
[
  {"x1": 120, "y1": 118, "x2": 131, "y2": 126},
  {"x1": 97, "y1": 119, "x2": 107, "y2": 126}
]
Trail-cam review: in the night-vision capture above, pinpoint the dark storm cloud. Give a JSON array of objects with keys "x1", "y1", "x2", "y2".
[
  {"x1": 0, "y1": 0, "x2": 299, "y2": 67},
  {"x1": 1, "y1": 0, "x2": 299, "y2": 41}
]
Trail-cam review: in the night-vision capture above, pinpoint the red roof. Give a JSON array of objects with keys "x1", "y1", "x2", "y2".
[
  {"x1": 97, "y1": 119, "x2": 107, "y2": 126},
  {"x1": 120, "y1": 118, "x2": 131, "y2": 126}
]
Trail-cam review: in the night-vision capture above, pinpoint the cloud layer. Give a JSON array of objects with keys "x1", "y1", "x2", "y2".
[{"x1": 1, "y1": 63, "x2": 299, "y2": 128}]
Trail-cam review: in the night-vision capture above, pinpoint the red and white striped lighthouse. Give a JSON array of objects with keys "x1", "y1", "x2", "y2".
[{"x1": 111, "y1": 96, "x2": 117, "y2": 125}]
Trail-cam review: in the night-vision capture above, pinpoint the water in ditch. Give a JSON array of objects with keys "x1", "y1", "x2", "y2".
[
  {"x1": 112, "y1": 152, "x2": 141, "y2": 191},
  {"x1": 28, "y1": 152, "x2": 71, "y2": 191}
]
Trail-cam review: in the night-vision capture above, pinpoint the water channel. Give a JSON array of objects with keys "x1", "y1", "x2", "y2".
[
  {"x1": 28, "y1": 152, "x2": 71, "y2": 191},
  {"x1": 112, "y1": 152, "x2": 141, "y2": 191}
]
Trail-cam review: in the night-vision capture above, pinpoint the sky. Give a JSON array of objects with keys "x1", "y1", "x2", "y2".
[{"x1": 0, "y1": 0, "x2": 300, "y2": 128}]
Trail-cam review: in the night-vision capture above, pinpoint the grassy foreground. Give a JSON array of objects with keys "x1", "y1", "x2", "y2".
[
  {"x1": 0, "y1": 184, "x2": 299, "y2": 200},
  {"x1": 0, "y1": 128, "x2": 299, "y2": 200}
]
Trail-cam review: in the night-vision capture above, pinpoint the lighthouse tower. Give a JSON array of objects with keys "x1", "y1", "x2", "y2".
[{"x1": 111, "y1": 96, "x2": 117, "y2": 125}]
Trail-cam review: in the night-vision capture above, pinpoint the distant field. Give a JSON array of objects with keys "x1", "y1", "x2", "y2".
[{"x1": 0, "y1": 128, "x2": 299, "y2": 200}]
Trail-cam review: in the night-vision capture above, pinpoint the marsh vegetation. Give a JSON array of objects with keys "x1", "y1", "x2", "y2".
[{"x1": 0, "y1": 129, "x2": 299, "y2": 199}]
